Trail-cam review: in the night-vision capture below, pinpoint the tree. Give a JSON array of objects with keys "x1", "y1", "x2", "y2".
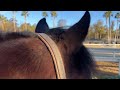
[
  {"x1": 19, "y1": 23, "x2": 36, "y2": 32},
  {"x1": 111, "y1": 21, "x2": 115, "y2": 31},
  {"x1": 27, "y1": 23, "x2": 36, "y2": 32},
  {"x1": 115, "y1": 12, "x2": 120, "y2": 42},
  {"x1": 50, "y1": 11, "x2": 57, "y2": 28},
  {"x1": 103, "y1": 11, "x2": 113, "y2": 43},
  {"x1": 6, "y1": 19, "x2": 15, "y2": 32},
  {"x1": 0, "y1": 14, "x2": 7, "y2": 32},
  {"x1": 30, "y1": 24, "x2": 36, "y2": 32},
  {"x1": 42, "y1": 11, "x2": 48, "y2": 18},
  {"x1": 110, "y1": 21, "x2": 115, "y2": 40},
  {"x1": 12, "y1": 11, "x2": 17, "y2": 32},
  {"x1": 87, "y1": 26, "x2": 95, "y2": 40},
  {"x1": 103, "y1": 11, "x2": 109, "y2": 43},
  {"x1": 108, "y1": 11, "x2": 113, "y2": 43},
  {"x1": 19, "y1": 23, "x2": 26, "y2": 31},
  {"x1": 93, "y1": 20, "x2": 105, "y2": 40},
  {"x1": 21, "y1": 11, "x2": 29, "y2": 30},
  {"x1": 57, "y1": 19, "x2": 67, "y2": 27}
]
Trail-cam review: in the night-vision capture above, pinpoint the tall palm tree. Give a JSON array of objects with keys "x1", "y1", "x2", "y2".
[
  {"x1": 108, "y1": 11, "x2": 113, "y2": 44},
  {"x1": 111, "y1": 21, "x2": 115, "y2": 40},
  {"x1": 50, "y1": 11, "x2": 57, "y2": 28},
  {"x1": 21, "y1": 11, "x2": 29, "y2": 31},
  {"x1": 42, "y1": 11, "x2": 48, "y2": 18},
  {"x1": 104, "y1": 11, "x2": 113, "y2": 43},
  {"x1": 12, "y1": 11, "x2": 17, "y2": 32},
  {"x1": 103, "y1": 11, "x2": 109, "y2": 43},
  {"x1": 115, "y1": 12, "x2": 120, "y2": 42}
]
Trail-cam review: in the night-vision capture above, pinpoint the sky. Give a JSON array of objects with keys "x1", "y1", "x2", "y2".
[{"x1": 0, "y1": 11, "x2": 120, "y2": 29}]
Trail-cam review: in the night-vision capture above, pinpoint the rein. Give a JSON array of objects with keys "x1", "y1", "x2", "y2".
[{"x1": 37, "y1": 33, "x2": 66, "y2": 79}]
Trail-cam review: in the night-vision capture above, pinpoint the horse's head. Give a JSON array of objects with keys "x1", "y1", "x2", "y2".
[
  {"x1": 35, "y1": 11, "x2": 95, "y2": 79},
  {"x1": 36, "y1": 11, "x2": 90, "y2": 51},
  {"x1": 0, "y1": 11, "x2": 94, "y2": 79}
]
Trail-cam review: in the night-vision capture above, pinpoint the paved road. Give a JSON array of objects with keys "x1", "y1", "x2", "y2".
[{"x1": 88, "y1": 48, "x2": 120, "y2": 61}]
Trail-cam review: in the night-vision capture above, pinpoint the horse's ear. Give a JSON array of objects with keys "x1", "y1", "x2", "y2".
[
  {"x1": 65, "y1": 11, "x2": 90, "y2": 41},
  {"x1": 60, "y1": 11, "x2": 90, "y2": 53},
  {"x1": 35, "y1": 18, "x2": 49, "y2": 33}
]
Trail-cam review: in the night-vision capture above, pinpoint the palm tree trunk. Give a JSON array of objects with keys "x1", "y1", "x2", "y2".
[
  {"x1": 3, "y1": 21, "x2": 6, "y2": 32},
  {"x1": 13, "y1": 12, "x2": 16, "y2": 32},
  {"x1": 97, "y1": 33, "x2": 99, "y2": 39},
  {"x1": 94, "y1": 33, "x2": 96, "y2": 39},
  {"x1": 1, "y1": 21, "x2": 4, "y2": 31},
  {"x1": 53, "y1": 17, "x2": 55, "y2": 28},
  {"x1": 118, "y1": 25, "x2": 119, "y2": 40},
  {"x1": 25, "y1": 16, "x2": 27, "y2": 30},
  {"x1": 117, "y1": 19, "x2": 119, "y2": 40},
  {"x1": 115, "y1": 31, "x2": 117, "y2": 44},
  {"x1": 106, "y1": 18, "x2": 109, "y2": 44},
  {"x1": 100, "y1": 34, "x2": 101, "y2": 40},
  {"x1": 115, "y1": 19, "x2": 118, "y2": 43},
  {"x1": 109, "y1": 17, "x2": 111, "y2": 44},
  {"x1": 13, "y1": 20, "x2": 16, "y2": 32}
]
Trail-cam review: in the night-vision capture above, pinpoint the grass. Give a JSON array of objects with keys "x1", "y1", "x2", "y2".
[
  {"x1": 93, "y1": 61, "x2": 120, "y2": 79},
  {"x1": 84, "y1": 45, "x2": 120, "y2": 79}
]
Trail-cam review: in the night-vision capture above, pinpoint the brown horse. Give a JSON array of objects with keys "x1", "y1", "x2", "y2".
[{"x1": 0, "y1": 11, "x2": 95, "y2": 79}]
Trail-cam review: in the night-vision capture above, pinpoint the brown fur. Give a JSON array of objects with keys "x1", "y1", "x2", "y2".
[{"x1": 0, "y1": 32, "x2": 56, "y2": 79}]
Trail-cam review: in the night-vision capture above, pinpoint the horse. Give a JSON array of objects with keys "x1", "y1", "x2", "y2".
[{"x1": 0, "y1": 11, "x2": 95, "y2": 79}]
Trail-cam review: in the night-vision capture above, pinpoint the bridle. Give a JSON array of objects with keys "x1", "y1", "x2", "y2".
[{"x1": 37, "y1": 33, "x2": 66, "y2": 79}]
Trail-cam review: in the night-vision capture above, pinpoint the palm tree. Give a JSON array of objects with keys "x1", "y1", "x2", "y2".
[
  {"x1": 115, "y1": 12, "x2": 120, "y2": 42},
  {"x1": 103, "y1": 12, "x2": 109, "y2": 43},
  {"x1": 12, "y1": 11, "x2": 17, "y2": 32},
  {"x1": 108, "y1": 11, "x2": 113, "y2": 44},
  {"x1": 110, "y1": 21, "x2": 115, "y2": 41},
  {"x1": 42, "y1": 11, "x2": 48, "y2": 18},
  {"x1": 104, "y1": 11, "x2": 113, "y2": 43},
  {"x1": 50, "y1": 11, "x2": 57, "y2": 28},
  {"x1": 21, "y1": 11, "x2": 29, "y2": 31}
]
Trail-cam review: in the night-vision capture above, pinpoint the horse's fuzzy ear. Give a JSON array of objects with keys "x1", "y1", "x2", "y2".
[
  {"x1": 66, "y1": 11, "x2": 90, "y2": 41},
  {"x1": 60, "y1": 11, "x2": 91, "y2": 53},
  {"x1": 35, "y1": 18, "x2": 49, "y2": 33}
]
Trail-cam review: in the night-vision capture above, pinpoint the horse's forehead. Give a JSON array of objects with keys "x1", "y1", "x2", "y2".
[{"x1": 49, "y1": 28, "x2": 65, "y2": 33}]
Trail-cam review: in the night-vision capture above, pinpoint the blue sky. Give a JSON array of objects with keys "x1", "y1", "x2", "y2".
[{"x1": 0, "y1": 11, "x2": 120, "y2": 29}]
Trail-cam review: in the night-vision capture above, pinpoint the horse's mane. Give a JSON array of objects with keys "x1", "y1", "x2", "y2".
[
  {"x1": 0, "y1": 27, "x2": 65, "y2": 43},
  {"x1": 0, "y1": 31, "x2": 38, "y2": 43},
  {"x1": 71, "y1": 45, "x2": 95, "y2": 77}
]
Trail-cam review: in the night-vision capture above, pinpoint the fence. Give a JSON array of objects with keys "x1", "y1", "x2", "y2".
[{"x1": 84, "y1": 44, "x2": 120, "y2": 75}]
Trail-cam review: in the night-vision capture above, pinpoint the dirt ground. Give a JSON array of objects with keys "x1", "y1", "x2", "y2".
[{"x1": 93, "y1": 61, "x2": 120, "y2": 79}]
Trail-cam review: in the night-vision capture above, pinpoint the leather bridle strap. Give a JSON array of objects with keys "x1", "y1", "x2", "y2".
[{"x1": 37, "y1": 33, "x2": 66, "y2": 79}]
